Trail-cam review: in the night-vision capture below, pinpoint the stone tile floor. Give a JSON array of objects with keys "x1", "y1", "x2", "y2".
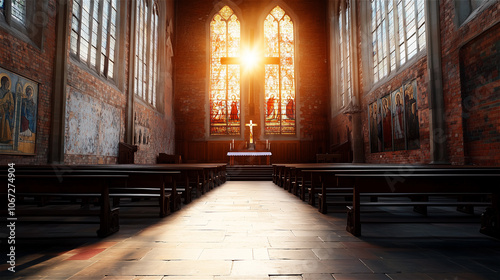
[{"x1": 1, "y1": 181, "x2": 499, "y2": 279}]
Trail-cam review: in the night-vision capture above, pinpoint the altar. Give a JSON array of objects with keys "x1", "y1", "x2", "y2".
[
  {"x1": 227, "y1": 120, "x2": 272, "y2": 165},
  {"x1": 227, "y1": 151, "x2": 272, "y2": 166}
]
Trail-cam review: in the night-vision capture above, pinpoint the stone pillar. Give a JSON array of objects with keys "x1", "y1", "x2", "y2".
[
  {"x1": 344, "y1": 102, "x2": 365, "y2": 163},
  {"x1": 426, "y1": 0, "x2": 449, "y2": 164},
  {"x1": 344, "y1": 0, "x2": 365, "y2": 163},
  {"x1": 49, "y1": 0, "x2": 69, "y2": 164}
]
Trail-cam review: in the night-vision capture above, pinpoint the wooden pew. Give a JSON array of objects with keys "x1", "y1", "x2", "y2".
[
  {"x1": 311, "y1": 168, "x2": 498, "y2": 214},
  {"x1": 282, "y1": 163, "x2": 411, "y2": 205},
  {"x1": 14, "y1": 165, "x2": 181, "y2": 217},
  {"x1": 2, "y1": 171, "x2": 129, "y2": 237},
  {"x1": 336, "y1": 172, "x2": 500, "y2": 238}
]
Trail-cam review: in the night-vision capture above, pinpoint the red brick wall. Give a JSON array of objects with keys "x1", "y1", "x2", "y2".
[
  {"x1": 440, "y1": 0, "x2": 500, "y2": 165},
  {"x1": 460, "y1": 23, "x2": 500, "y2": 165},
  {"x1": 0, "y1": 0, "x2": 57, "y2": 165},
  {"x1": 174, "y1": 0, "x2": 329, "y2": 163}
]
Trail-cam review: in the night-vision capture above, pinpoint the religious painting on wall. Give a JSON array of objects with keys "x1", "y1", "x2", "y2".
[
  {"x1": 209, "y1": 5, "x2": 241, "y2": 136},
  {"x1": 264, "y1": 6, "x2": 296, "y2": 135},
  {"x1": 392, "y1": 87, "x2": 406, "y2": 151},
  {"x1": 0, "y1": 66, "x2": 38, "y2": 155},
  {"x1": 368, "y1": 101, "x2": 381, "y2": 153},
  {"x1": 368, "y1": 79, "x2": 420, "y2": 153},
  {"x1": 404, "y1": 80, "x2": 420, "y2": 149},
  {"x1": 381, "y1": 94, "x2": 393, "y2": 151}
]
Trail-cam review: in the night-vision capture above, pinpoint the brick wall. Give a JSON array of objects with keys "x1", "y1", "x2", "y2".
[
  {"x1": 440, "y1": 0, "x2": 500, "y2": 165},
  {"x1": 64, "y1": 60, "x2": 127, "y2": 164},
  {"x1": 460, "y1": 23, "x2": 500, "y2": 165},
  {"x1": 174, "y1": 0, "x2": 329, "y2": 163},
  {"x1": 0, "y1": 0, "x2": 56, "y2": 165},
  {"x1": 0, "y1": 0, "x2": 176, "y2": 165}
]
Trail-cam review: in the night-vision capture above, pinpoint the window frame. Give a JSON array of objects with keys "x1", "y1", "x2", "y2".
[
  {"x1": 208, "y1": 5, "x2": 242, "y2": 136},
  {"x1": 335, "y1": 0, "x2": 354, "y2": 111},
  {"x1": 369, "y1": 0, "x2": 426, "y2": 86},
  {"x1": 263, "y1": 5, "x2": 297, "y2": 136},
  {"x1": 132, "y1": 0, "x2": 160, "y2": 108},
  {"x1": 70, "y1": 0, "x2": 120, "y2": 82}
]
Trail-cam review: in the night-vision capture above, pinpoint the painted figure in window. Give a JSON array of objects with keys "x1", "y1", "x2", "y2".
[
  {"x1": 404, "y1": 81, "x2": 420, "y2": 149},
  {"x1": 382, "y1": 95, "x2": 393, "y2": 151},
  {"x1": 267, "y1": 94, "x2": 277, "y2": 120},
  {"x1": 285, "y1": 95, "x2": 295, "y2": 120},
  {"x1": 211, "y1": 99, "x2": 225, "y2": 122},
  {"x1": 392, "y1": 89, "x2": 405, "y2": 150},
  {"x1": 229, "y1": 95, "x2": 238, "y2": 121},
  {"x1": 0, "y1": 76, "x2": 15, "y2": 144},
  {"x1": 20, "y1": 85, "x2": 36, "y2": 137}
]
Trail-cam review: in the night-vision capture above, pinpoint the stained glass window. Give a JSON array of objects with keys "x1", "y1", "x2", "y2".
[
  {"x1": 371, "y1": 0, "x2": 425, "y2": 83},
  {"x1": 210, "y1": 5, "x2": 241, "y2": 136},
  {"x1": 338, "y1": 0, "x2": 352, "y2": 108},
  {"x1": 264, "y1": 6, "x2": 295, "y2": 135},
  {"x1": 71, "y1": 0, "x2": 119, "y2": 80},
  {"x1": 134, "y1": 0, "x2": 159, "y2": 107}
]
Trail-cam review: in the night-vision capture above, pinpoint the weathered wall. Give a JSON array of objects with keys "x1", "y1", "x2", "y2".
[{"x1": 64, "y1": 0, "x2": 176, "y2": 164}]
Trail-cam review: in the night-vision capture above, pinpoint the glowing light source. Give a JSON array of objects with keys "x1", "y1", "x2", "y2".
[{"x1": 242, "y1": 49, "x2": 259, "y2": 70}]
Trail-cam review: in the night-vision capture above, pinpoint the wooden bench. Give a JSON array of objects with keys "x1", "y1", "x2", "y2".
[
  {"x1": 335, "y1": 172, "x2": 500, "y2": 238},
  {"x1": 14, "y1": 165, "x2": 181, "y2": 217},
  {"x1": 1, "y1": 172, "x2": 128, "y2": 237},
  {"x1": 285, "y1": 163, "x2": 414, "y2": 205},
  {"x1": 311, "y1": 167, "x2": 499, "y2": 215}
]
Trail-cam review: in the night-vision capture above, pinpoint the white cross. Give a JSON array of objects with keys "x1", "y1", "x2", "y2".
[{"x1": 245, "y1": 120, "x2": 257, "y2": 144}]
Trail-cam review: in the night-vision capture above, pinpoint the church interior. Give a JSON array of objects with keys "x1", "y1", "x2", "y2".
[{"x1": 1, "y1": 0, "x2": 500, "y2": 279}]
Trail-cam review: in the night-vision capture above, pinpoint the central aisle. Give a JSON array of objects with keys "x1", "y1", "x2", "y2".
[{"x1": 75, "y1": 181, "x2": 368, "y2": 279}]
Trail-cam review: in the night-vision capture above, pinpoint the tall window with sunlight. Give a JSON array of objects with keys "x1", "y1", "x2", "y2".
[
  {"x1": 134, "y1": 0, "x2": 159, "y2": 107},
  {"x1": 210, "y1": 5, "x2": 241, "y2": 136},
  {"x1": 338, "y1": 0, "x2": 353, "y2": 108},
  {"x1": 71, "y1": 0, "x2": 119, "y2": 80},
  {"x1": 264, "y1": 6, "x2": 296, "y2": 135},
  {"x1": 371, "y1": 0, "x2": 425, "y2": 83}
]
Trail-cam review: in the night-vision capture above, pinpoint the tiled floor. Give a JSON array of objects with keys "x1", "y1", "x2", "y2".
[{"x1": 1, "y1": 181, "x2": 500, "y2": 279}]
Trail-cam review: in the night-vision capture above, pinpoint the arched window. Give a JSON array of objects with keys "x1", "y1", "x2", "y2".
[
  {"x1": 338, "y1": 0, "x2": 353, "y2": 108},
  {"x1": 71, "y1": 0, "x2": 119, "y2": 80},
  {"x1": 134, "y1": 0, "x2": 159, "y2": 107},
  {"x1": 371, "y1": 0, "x2": 425, "y2": 83},
  {"x1": 210, "y1": 5, "x2": 241, "y2": 136},
  {"x1": 264, "y1": 6, "x2": 295, "y2": 135}
]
